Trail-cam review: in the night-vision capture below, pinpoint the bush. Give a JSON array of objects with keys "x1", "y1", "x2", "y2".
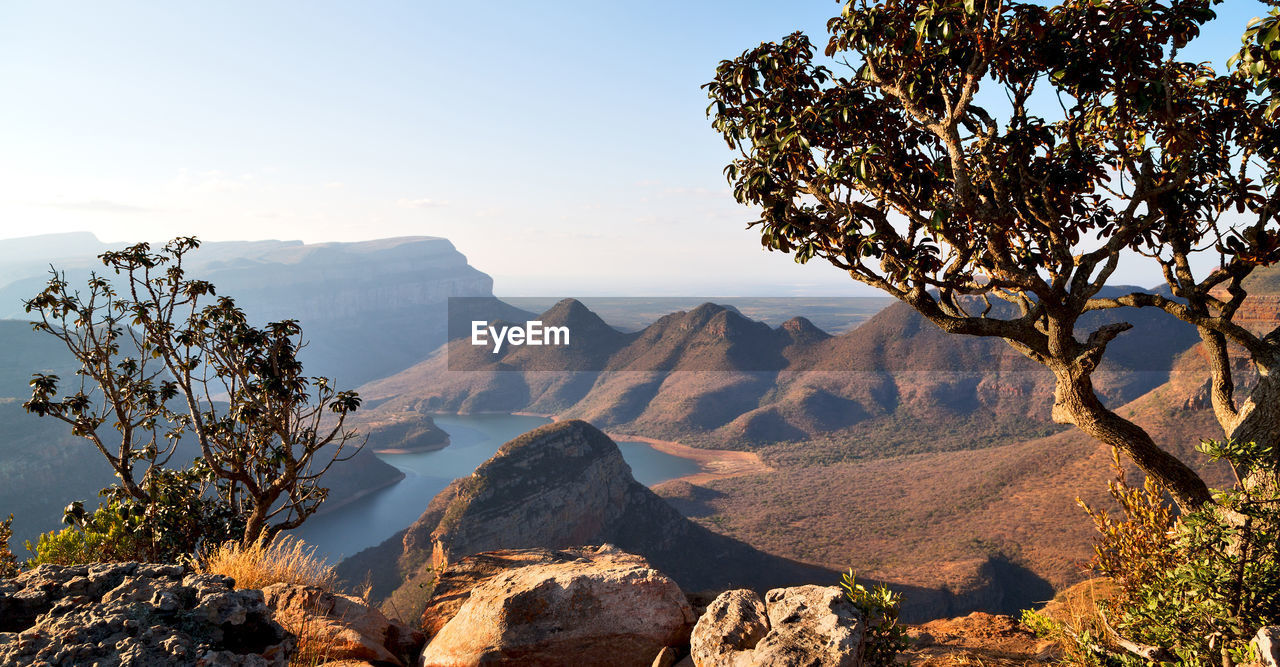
[
  {"x1": 26, "y1": 467, "x2": 244, "y2": 566},
  {"x1": 198, "y1": 534, "x2": 335, "y2": 591},
  {"x1": 1037, "y1": 446, "x2": 1280, "y2": 666},
  {"x1": 840, "y1": 570, "x2": 908, "y2": 666},
  {"x1": 0, "y1": 514, "x2": 18, "y2": 577}
]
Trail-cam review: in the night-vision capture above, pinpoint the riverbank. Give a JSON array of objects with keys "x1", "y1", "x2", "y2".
[{"x1": 511, "y1": 411, "x2": 773, "y2": 484}]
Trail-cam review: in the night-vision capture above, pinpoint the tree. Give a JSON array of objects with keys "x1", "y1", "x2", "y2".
[
  {"x1": 24, "y1": 237, "x2": 364, "y2": 550},
  {"x1": 706, "y1": 0, "x2": 1280, "y2": 510}
]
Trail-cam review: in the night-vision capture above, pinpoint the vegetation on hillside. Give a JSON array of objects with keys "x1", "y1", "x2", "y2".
[{"x1": 1025, "y1": 445, "x2": 1280, "y2": 665}]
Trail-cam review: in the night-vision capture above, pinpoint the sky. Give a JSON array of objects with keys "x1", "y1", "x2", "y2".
[{"x1": 0, "y1": 1, "x2": 1272, "y2": 296}]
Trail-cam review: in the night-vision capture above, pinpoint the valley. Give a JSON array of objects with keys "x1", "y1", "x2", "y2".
[{"x1": 0, "y1": 232, "x2": 1255, "y2": 623}]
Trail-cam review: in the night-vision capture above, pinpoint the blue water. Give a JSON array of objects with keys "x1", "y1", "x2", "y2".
[{"x1": 293, "y1": 414, "x2": 701, "y2": 562}]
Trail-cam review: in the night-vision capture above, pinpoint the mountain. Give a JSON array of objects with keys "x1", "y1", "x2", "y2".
[
  {"x1": 358, "y1": 297, "x2": 1199, "y2": 455},
  {"x1": 336, "y1": 420, "x2": 1048, "y2": 623},
  {"x1": 0, "y1": 234, "x2": 497, "y2": 386}
]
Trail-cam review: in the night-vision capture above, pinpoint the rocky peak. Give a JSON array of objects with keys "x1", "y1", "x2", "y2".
[
  {"x1": 427, "y1": 419, "x2": 671, "y2": 570},
  {"x1": 778, "y1": 316, "x2": 831, "y2": 346}
]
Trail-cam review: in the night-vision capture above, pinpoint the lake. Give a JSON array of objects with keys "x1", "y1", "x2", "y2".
[{"x1": 293, "y1": 414, "x2": 701, "y2": 562}]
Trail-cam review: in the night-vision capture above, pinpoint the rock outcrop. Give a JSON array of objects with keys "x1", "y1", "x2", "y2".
[
  {"x1": 418, "y1": 545, "x2": 694, "y2": 667},
  {"x1": 687, "y1": 589, "x2": 769, "y2": 665},
  {"x1": 690, "y1": 586, "x2": 865, "y2": 667},
  {"x1": 338, "y1": 420, "x2": 839, "y2": 619},
  {"x1": 0, "y1": 562, "x2": 294, "y2": 666},
  {"x1": 1256, "y1": 626, "x2": 1280, "y2": 667},
  {"x1": 260, "y1": 583, "x2": 424, "y2": 666}
]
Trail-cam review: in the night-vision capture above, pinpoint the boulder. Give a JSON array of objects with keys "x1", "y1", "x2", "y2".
[
  {"x1": 652, "y1": 645, "x2": 680, "y2": 667},
  {"x1": 261, "y1": 583, "x2": 425, "y2": 667},
  {"x1": 1257, "y1": 627, "x2": 1280, "y2": 667},
  {"x1": 689, "y1": 589, "x2": 769, "y2": 666},
  {"x1": 420, "y1": 548, "x2": 572, "y2": 637},
  {"x1": 419, "y1": 545, "x2": 695, "y2": 666},
  {"x1": 689, "y1": 586, "x2": 864, "y2": 667},
  {"x1": 0, "y1": 562, "x2": 293, "y2": 666}
]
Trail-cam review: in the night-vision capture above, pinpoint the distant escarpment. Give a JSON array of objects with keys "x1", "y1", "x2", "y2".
[
  {"x1": 0, "y1": 234, "x2": 500, "y2": 387},
  {"x1": 337, "y1": 420, "x2": 1044, "y2": 622}
]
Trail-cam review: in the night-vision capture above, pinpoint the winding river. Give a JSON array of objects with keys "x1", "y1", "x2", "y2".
[{"x1": 293, "y1": 414, "x2": 701, "y2": 562}]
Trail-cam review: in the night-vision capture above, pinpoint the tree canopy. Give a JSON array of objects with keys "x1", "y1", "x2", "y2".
[
  {"x1": 24, "y1": 237, "x2": 363, "y2": 555},
  {"x1": 707, "y1": 0, "x2": 1280, "y2": 510}
]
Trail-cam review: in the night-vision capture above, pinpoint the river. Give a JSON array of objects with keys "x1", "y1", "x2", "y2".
[{"x1": 293, "y1": 414, "x2": 701, "y2": 563}]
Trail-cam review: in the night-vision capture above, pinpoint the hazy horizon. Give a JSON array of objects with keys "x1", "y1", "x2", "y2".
[{"x1": 2, "y1": 1, "x2": 1271, "y2": 295}]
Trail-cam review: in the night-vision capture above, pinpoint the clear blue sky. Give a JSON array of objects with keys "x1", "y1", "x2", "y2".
[{"x1": 0, "y1": 1, "x2": 1270, "y2": 295}]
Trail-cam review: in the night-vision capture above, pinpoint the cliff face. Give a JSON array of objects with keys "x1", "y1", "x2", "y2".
[{"x1": 193, "y1": 237, "x2": 494, "y2": 386}]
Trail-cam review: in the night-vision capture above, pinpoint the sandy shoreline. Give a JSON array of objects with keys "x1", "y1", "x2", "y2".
[{"x1": 511, "y1": 411, "x2": 773, "y2": 485}]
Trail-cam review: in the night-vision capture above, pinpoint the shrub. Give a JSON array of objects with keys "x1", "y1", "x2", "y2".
[
  {"x1": 25, "y1": 237, "x2": 363, "y2": 550},
  {"x1": 840, "y1": 570, "x2": 908, "y2": 666},
  {"x1": 0, "y1": 514, "x2": 18, "y2": 577},
  {"x1": 26, "y1": 468, "x2": 244, "y2": 566},
  {"x1": 1045, "y1": 446, "x2": 1280, "y2": 666},
  {"x1": 198, "y1": 534, "x2": 335, "y2": 591}
]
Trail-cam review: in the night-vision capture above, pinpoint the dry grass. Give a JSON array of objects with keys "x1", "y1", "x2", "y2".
[
  {"x1": 1030, "y1": 577, "x2": 1121, "y2": 663},
  {"x1": 199, "y1": 534, "x2": 337, "y2": 592},
  {"x1": 283, "y1": 607, "x2": 342, "y2": 667}
]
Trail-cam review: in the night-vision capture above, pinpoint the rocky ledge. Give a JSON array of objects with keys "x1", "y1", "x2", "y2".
[
  {"x1": 417, "y1": 544, "x2": 868, "y2": 667},
  {"x1": 0, "y1": 562, "x2": 293, "y2": 666}
]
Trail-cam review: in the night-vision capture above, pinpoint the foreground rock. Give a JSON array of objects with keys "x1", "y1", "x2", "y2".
[
  {"x1": 0, "y1": 562, "x2": 293, "y2": 666},
  {"x1": 262, "y1": 583, "x2": 425, "y2": 666},
  {"x1": 1256, "y1": 626, "x2": 1280, "y2": 667},
  {"x1": 690, "y1": 586, "x2": 864, "y2": 666},
  {"x1": 419, "y1": 545, "x2": 695, "y2": 666}
]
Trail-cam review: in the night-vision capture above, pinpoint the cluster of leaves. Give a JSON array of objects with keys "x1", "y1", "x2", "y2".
[
  {"x1": 1232, "y1": 3, "x2": 1280, "y2": 122},
  {"x1": 840, "y1": 570, "x2": 909, "y2": 665},
  {"x1": 1063, "y1": 445, "x2": 1280, "y2": 665},
  {"x1": 0, "y1": 514, "x2": 18, "y2": 577},
  {"x1": 27, "y1": 466, "x2": 244, "y2": 566}
]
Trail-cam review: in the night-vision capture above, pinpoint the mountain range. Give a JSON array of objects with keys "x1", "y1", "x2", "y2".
[
  {"x1": 0, "y1": 233, "x2": 495, "y2": 386},
  {"x1": 349, "y1": 291, "x2": 1239, "y2": 611},
  {"x1": 0, "y1": 231, "x2": 1254, "y2": 620}
]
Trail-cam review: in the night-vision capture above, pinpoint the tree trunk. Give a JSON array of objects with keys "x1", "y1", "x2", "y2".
[{"x1": 1051, "y1": 367, "x2": 1212, "y2": 511}]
